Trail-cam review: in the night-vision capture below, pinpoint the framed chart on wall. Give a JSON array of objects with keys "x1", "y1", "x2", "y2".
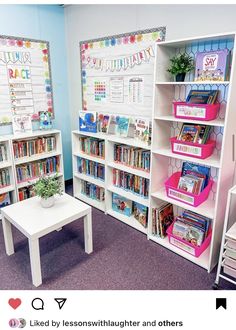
[
  {"x1": 80, "y1": 27, "x2": 166, "y2": 117},
  {"x1": 0, "y1": 35, "x2": 54, "y2": 125}
]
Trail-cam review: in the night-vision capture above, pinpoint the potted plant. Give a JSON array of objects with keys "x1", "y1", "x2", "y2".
[
  {"x1": 34, "y1": 175, "x2": 63, "y2": 208},
  {"x1": 167, "y1": 53, "x2": 194, "y2": 82}
]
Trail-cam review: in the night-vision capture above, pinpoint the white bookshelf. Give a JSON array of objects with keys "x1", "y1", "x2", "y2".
[{"x1": 149, "y1": 32, "x2": 236, "y2": 272}]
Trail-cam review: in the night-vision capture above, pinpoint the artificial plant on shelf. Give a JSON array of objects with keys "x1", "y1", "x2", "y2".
[
  {"x1": 167, "y1": 53, "x2": 194, "y2": 82},
  {"x1": 33, "y1": 174, "x2": 63, "y2": 208}
]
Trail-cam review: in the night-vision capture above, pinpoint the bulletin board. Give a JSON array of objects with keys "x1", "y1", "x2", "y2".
[
  {"x1": 80, "y1": 27, "x2": 166, "y2": 117},
  {"x1": 0, "y1": 35, "x2": 54, "y2": 125}
]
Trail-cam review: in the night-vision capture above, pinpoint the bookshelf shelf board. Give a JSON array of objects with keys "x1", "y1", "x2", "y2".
[
  {"x1": 14, "y1": 151, "x2": 61, "y2": 165},
  {"x1": 107, "y1": 185, "x2": 149, "y2": 207},
  {"x1": 107, "y1": 135, "x2": 151, "y2": 150},
  {"x1": 108, "y1": 161, "x2": 150, "y2": 179},
  {"x1": 72, "y1": 130, "x2": 106, "y2": 140},
  {"x1": 75, "y1": 192, "x2": 105, "y2": 212},
  {"x1": 74, "y1": 172, "x2": 105, "y2": 188},
  {"x1": 152, "y1": 147, "x2": 221, "y2": 168},
  {"x1": 107, "y1": 209, "x2": 147, "y2": 234},
  {"x1": 0, "y1": 185, "x2": 15, "y2": 195},
  {"x1": 151, "y1": 187, "x2": 215, "y2": 219},
  {"x1": 0, "y1": 161, "x2": 12, "y2": 169},
  {"x1": 16, "y1": 172, "x2": 63, "y2": 189},
  {"x1": 11, "y1": 129, "x2": 61, "y2": 140},
  {"x1": 154, "y1": 115, "x2": 225, "y2": 127},
  {"x1": 73, "y1": 151, "x2": 105, "y2": 165},
  {"x1": 148, "y1": 234, "x2": 210, "y2": 270},
  {"x1": 155, "y1": 81, "x2": 230, "y2": 85}
]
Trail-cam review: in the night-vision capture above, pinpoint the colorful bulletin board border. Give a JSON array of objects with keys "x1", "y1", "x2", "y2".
[
  {"x1": 80, "y1": 27, "x2": 166, "y2": 111},
  {"x1": 0, "y1": 34, "x2": 54, "y2": 126}
]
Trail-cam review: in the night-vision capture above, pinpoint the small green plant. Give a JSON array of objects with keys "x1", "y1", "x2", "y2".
[
  {"x1": 34, "y1": 175, "x2": 63, "y2": 199},
  {"x1": 167, "y1": 53, "x2": 194, "y2": 75}
]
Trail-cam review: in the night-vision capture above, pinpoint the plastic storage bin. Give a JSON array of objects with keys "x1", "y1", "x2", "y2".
[
  {"x1": 223, "y1": 252, "x2": 236, "y2": 269},
  {"x1": 166, "y1": 222, "x2": 212, "y2": 257},
  {"x1": 170, "y1": 137, "x2": 216, "y2": 159},
  {"x1": 164, "y1": 171, "x2": 213, "y2": 207},
  {"x1": 222, "y1": 260, "x2": 236, "y2": 278},
  {"x1": 224, "y1": 243, "x2": 236, "y2": 260},
  {"x1": 173, "y1": 102, "x2": 220, "y2": 121}
]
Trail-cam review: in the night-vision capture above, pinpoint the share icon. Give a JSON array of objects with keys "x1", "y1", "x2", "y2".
[{"x1": 54, "y1": 298, "x2": 67, "y2": 310}]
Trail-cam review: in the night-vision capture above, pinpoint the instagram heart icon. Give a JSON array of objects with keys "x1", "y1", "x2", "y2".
[{"x1": 8, "y1": 298, "x2": 22, "y2": 310}]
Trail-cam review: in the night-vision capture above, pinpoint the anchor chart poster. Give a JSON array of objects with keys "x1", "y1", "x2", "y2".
[{"x1": 0, "y1": 35, "x2": 54, "y2": 124}]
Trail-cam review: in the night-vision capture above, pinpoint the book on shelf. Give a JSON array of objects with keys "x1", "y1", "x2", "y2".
[
  {"x1": 79, "y1": 111, "x2": 97, "y2": 133},
  {"x1": 0, "y1": 144, "x2": 7, "y2": 162},
  {"x1": 81, "y1": 180, "x2": 105, "y2": 201},
  {"x1": 97, "y1": 113, "x2": 110, "y2": 134},
  {"x1": 13, "y1": 136, "x2": 56, "y2": 159},
  {"x1": 115, "y1": 116, "x2": 130, "y2": 137},
  {"x1": 133, "y1": 202, "x2": 148, "y2": 228},
  {"x1": 79, "y1": 136, "x2": 105, "y2": 158},
  {"x1": 112, "y1": 193, "x2": 132, "y2": 216},
  {"x1": 12, "y1": 114, "x2": 32, "y2": 135},
  {"x1": 134, "y1": 117, "x2": 151, "y2": 145},
  {"x1": 39, "y1": 111, "x2": 53, "y2": 130},
  {"x1": 77, "y1": 157, "x2": 105, "y2": 181},
  {"x1": 194, "y1": 49, "x2": 230, "y2": 82},
  {"x1": 177, "y1": 124, "x2": 211, "y2": 144},
  {"x1": 152, "y1": 203, "x2": 174, "y2": 238},
  {"x1": 0, "y1": 168, "x2": 10, "y2": 187},
  {"x1": 0, "y1": 192, "x2": 11, "y2": 208},
  {"x1": 186, "y1": 90, "x2": 218, "y2": 104},
  {"x1": 18, "y1": 185, "x2": 35, "y2": 201}
]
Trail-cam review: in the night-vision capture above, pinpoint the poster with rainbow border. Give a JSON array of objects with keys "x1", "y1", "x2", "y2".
[{"x1": 0, "y1": 35, "x2": 53, "y2": 125}]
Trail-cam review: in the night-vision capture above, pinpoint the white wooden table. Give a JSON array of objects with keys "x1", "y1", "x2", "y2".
[{"x1": 1, "y1": 193, "x2": 93, "y2": 287}]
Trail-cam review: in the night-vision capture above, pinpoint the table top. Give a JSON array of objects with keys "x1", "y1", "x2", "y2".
[{"x1": 1, "y1": 193, "x2": 91, "y2": 239}]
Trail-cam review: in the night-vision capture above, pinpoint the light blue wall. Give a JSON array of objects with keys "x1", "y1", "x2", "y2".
[{"x1": 0, "y1": 5, "x2": 72, "y2": 180}]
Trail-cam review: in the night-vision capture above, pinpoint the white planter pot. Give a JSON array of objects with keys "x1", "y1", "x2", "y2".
[{"x1": 40, "y1": 196, "x2": 55, "y2": 208}]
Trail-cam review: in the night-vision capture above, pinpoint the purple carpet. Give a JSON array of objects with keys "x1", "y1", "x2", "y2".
[{"x1": 0, "y1": 186, "x2": 235, "y2": 290}]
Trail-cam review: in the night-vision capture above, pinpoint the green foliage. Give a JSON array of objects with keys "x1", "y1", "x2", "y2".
[
  {"x1": 167, "y1": 53, "x2": 194, "y2": 75},
  {"x1": 34, "y1": 175, "x2": 63, "y2": 199}
]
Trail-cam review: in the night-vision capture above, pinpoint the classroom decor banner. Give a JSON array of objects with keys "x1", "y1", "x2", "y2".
[
  {"x1": 80, "y1": 27, "x2": 166, "y2": 116},
  {"x1": 0, "y1": 35, "x2": 54, "y2": 125}
]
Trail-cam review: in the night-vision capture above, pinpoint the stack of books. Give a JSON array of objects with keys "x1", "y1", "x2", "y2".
[
  {"x1": 152, "y1": 203, "x2": 174, "y2": 238},
  {"x1": 79, "y1": 137, "x2": 105, "y2": 159},
  {"x1": 0, "y1": 144, "x2": 7, "y2": 162},
  {"x1": 0, "y1": 169, "x2": 10, "y2": 187},
  {"x1": 13, "y1": 136, "x2": 56, "y2": 159},
  {"x1": 77, "y1": 157, "x2": 105, "y2": 181},
  {"x1": 186, "y1": 90, "x2": 218, "y2": 104},
  {"x1": 81, "y1": 180, "x2": 105, "y2": 202},
  {"x1": 177, "y1": 123, "x2": 211, "y2": 144}
]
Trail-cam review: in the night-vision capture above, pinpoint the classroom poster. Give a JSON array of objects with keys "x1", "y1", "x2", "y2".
[
  {"x1": 80, "y1": 27, "x2": 166, "y2": 117},
  {"x1": 0, "y1": 35, "x2": 54, "y2": 125}
]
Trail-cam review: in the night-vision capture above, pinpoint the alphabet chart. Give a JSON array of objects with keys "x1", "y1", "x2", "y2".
[{"x1": 0, "y1": 35, "x2": 54, "y2": 125}]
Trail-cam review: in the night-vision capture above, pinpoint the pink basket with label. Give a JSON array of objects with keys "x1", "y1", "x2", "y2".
[
  {"x1": 170, "y1": 137, "x2": 216, "y2": 159},
  {"x1": 166, "y1": 222, "x2": 212, "y2": 257},
  {"x1": 173, "y1": 102, "x2": 220, "y2": 121},
  {"x1": 164, "y1": 172, "x2": 213, "y2": 207}
]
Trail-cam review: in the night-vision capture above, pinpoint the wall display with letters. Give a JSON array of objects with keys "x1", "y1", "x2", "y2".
[
  {"x1": 80, "y1": 27, "x2": 166, "y2": 117},
  {"x1": 0, "y1": 35, "x2": 54, "y2": 125}
]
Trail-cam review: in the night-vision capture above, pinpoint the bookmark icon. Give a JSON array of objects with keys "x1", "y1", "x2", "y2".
[{"x1": 54, "y1": 298, "x2": 67, "y2": 310}]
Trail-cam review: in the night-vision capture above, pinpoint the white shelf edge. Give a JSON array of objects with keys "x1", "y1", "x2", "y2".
[
  {"x1": 107, "y1": 161, "x2": 150, "y2": 179},
  {"x1": 11, "y1": 129, "x2": 61, "y2": 140},
  {"x1": 14, "y1": 151, "x2": 62, "y2": 165},
  {"x1": 152, "y1": 147, "x2": 221, "y2": 168},
  {"x1": 74, "y1": 172, "x2": 105, "y2": 188},
  {"x1": 107, "y1": 209, "x2": 147, "y2": 234},
  {"x1": 0, "y1": 185, "x2": 15, "y2": 194},
  {"x1": 148, "y1": 234, "x2": 210, "y2": 270},
  {"x1": 155, "y1": 81, "x2": 230, "y2": 85},
  {"x1": 73, "y1": 151, "x2": 105, "y2": 165},
  {"x1": 107, "y1": 185, "x2": 149, "y2": 207},
  {"x1": 154, "y1": 115, "x2": 225, "y2": 127},
  {"x1": 0, "y1": 161, "x2": 12, "y2": 169},
  {"x1": 74, "y1": 193, "x2": 105, "y2": 212},
  {"x1": 151, "y1": 187, "x2": 215, "y2": 219},
  {"x1": 16, "y1": 172, "x2": 63, "y2": 189}
]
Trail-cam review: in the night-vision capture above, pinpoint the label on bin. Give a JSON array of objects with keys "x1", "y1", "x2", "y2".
[
  {"x1": 170, "y1": 236, "x2": 195, "y2": 255},
  {"x1": 168, "y1": 188, "x2": 194, "y2": 205},
  {"x1": 173, "y1": 143, "x2": 202, "y2": 156},
  {"x1": 176, "y1": 105, "x2": 206, "y2": 118}
]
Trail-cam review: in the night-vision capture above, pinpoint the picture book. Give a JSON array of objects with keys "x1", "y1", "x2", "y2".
[
  {"x1": 172, "y1": 220, "x2": 205, "y2": 246},
  {"x1": 133, "y1": 202, "x2": 148, "y2": 228},
  {"x1": 0, "y1": 192, "x2": 11, "y2": 208},
  {"x1": 79, "y1": 111, "x2": 97, "y2": 133},
  {"x1": 186, "y1": 90, "x2": 218, "y2": 104},
  {"x1": 181, "y1": 162, "x2": 211, "y2": 190},
  {"x1": 158, "y1": 203, "x2": 174, "y2": 238},
  {"x1": 177, "y1": 175, "x2": 199, "y2": 194},
  {"x1": 97, "y1": 113, "x2": 110, "y2": 134},
  {"x1": 112, "y1": 193, "x2": 132, "y2": 216},
  {"x1": 39, "y1": 111, "x2": 53, "y2": 130},
  {"x1": 12, "y1": 114, "x2": 32, "y2": 135},
  {"x1": 195, "y1": 125, "x2": 211, "y2": 144},
  {"x1": 134, "y1": 117, "x2": 151, "y2": 145},
  {"x1": 115, "y1": 116, "x2": 130, "y2": 137},
  {"x1": 177, "y1": 124, "x2": 199, "y2": 143},
  {"x1": 195, "y1": 49, "x2": 230, "y2": 82}
]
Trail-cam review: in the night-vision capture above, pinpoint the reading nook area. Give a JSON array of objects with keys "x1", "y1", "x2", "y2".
[{"x1": 0, "y1": 4, "x2": 236, "y2": 290}]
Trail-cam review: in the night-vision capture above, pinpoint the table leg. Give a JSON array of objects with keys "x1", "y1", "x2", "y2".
[
  {"x1": 2, "y1": 216, "x2": 14, "y2": 255},
  {"x1": 28, "y1": 238, "x2": 42, "y2": 287},
  {"x1": 84, "y1": 209, "x2": 93, "y2": 254}
]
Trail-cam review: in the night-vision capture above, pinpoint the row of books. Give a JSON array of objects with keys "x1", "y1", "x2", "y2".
[
  {"x1": 152, "y1": 203, "x2": 174, "y2": 238},
  {"x1": 186, "y1": 90, "x2": 218, "y2": 104},
  {"x1": 79, "y1": 112, "x2": 151, "y2": 145},
  {"x1": 18, "y1": 185, "x2": 35, "y2": 201},
  {"x1": 114, "y1": 144, "x2": 150, "y2": 172},
  {"x1": 112, "y1": 169, "x2": 149, "y2": 198},
  {"x1": 178, "y1": 162, "x2": 210, "y2": 195},
  {"x1": 81, "y1": 180, "x2": 105, "y2": 202},
  {"x1": 0, "y1": 192, "x2": 11, "y2": 208},
  {"x1": 0, "y1": 169, "x2": 10, "y2": 187},
  {"x1": 13, "y1": 136, "x2": 56, "y2": 159},
  {"x1": 79, "y1": 137, "x2": 105, "y2": 158},
  {"x1": 112, "y1": 193, "x2": 148, "y2": 228},
  {"x1": 77, "y1": 157, "x2": 105, "y2": 181},
  {"x1": 16, "y1": 156, "x2": 60, "y2": 183},
  {"x1": 0, "y1": 144, "x2": 7, "y2": 162},
  {"x1": 172, "y1": 210, "x2": 211, "y2": 247},
  {"x1": 177, "y1": 123, "x2": 211, "y2": 144}
]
